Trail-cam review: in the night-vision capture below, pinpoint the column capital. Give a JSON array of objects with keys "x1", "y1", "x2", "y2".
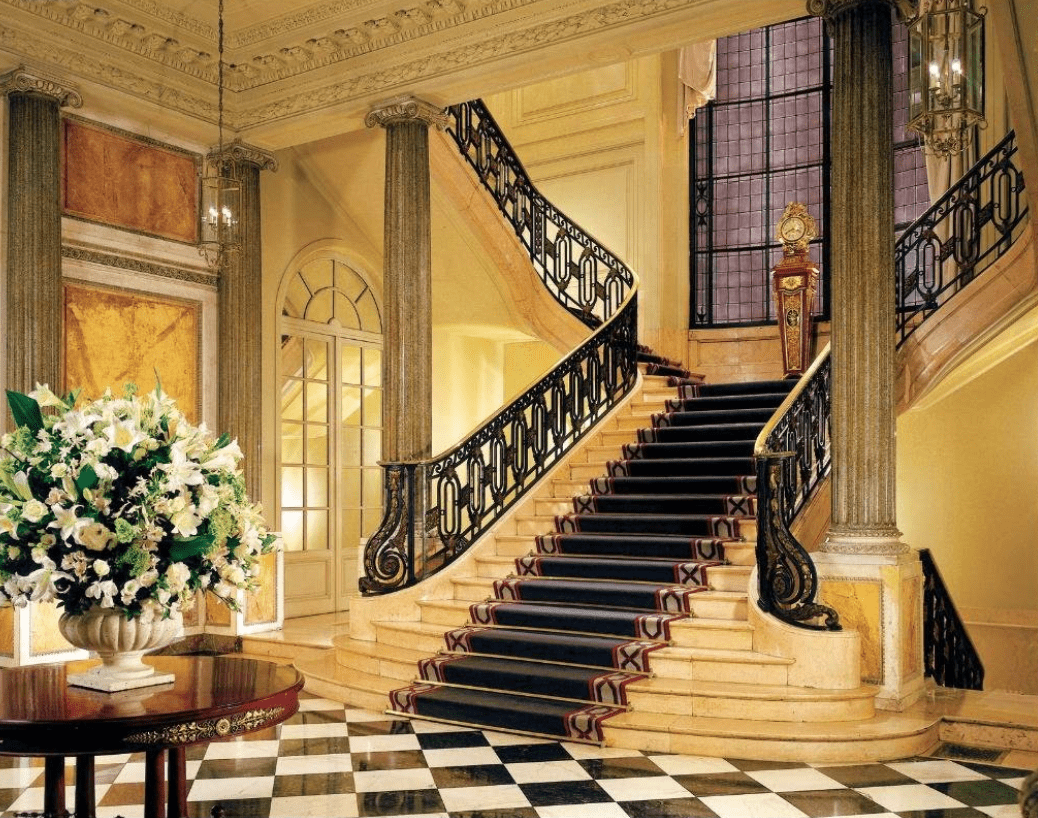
[
  {"x1": 208, "y1": 138, "x2": 279, "y2": 172},
  {"x1": 0, "y1": 66, "x2": 82, "y2": 108},
  {"x1": 806, "y1": 0, "x2": 917, "y2": 23},
  {"x1": 365, "y1": 96, "x2": 448, "y2": 131}
]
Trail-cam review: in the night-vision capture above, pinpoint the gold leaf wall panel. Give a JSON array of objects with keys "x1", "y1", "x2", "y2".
[
  {"x1": 821, "y1": 580, "x2": 883, "y2": 684},
  {"x1": 63, "y1": 282, "x2": 200, "y2": 424},
  {"x1": 0, "y1": 609, "x2": 13, "y2": 658},
  {"x1": 246, "y1": 552, "x2": 278, "y2": 625},
  {"x1": 62, "y1": 118, "x2": 199, "y2": 243},
  {"x1": 31, "y1": 602, "x2": 73, "y2": 655}
]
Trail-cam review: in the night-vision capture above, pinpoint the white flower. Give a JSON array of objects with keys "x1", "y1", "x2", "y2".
[
  {"x1": 50, "y1": 463, "x2": 68, "y2": 479},
  {"x1": 212, "y1": 580, "x2": 237, "y2": 599},
  {"x1": 39, "y1": 533, "x2": 56, "y2": 548},
  {"x1": 92, "y1": 559, "x2": 110, "y2": 577},
  {"x1": 45, "y1": 488, "x2": 64, "y2": 504},
  {"x1": 85, "y1": 579, "x2": 119, "y2": 608},
  {"x1": 170, "y1": 505, "x2": 202, "y2": 538},
  {"x1": 25, "y1": 561, "x2": 71, "y2": 602},
  {"x1": 120, "y1": 579, "x2": 140, "y2": 606},
  {"x1": 11, "y1": 472, "x2": 32, "y2": 501},
  {"x1": 7, "y1": 546, "x2": 21, "y2": 559},
  {"x1": 201, "y1": 439, "x2": 242, "y2": 472},
  {"x1": 165, "y1": 562, "x2": 192, "y2": 594},
  {"x1": 218, "y1": 563, "x2": 246, "y2": 586},
  {"x1": 76, "y1": 522, "x2": 114, "y2": 552},
  {"x1": 104, "y1": 418, "x2": 146, "y2": 453},
  {"x1": 0, "y1": 516, "x2": 19, "y2": 540},
  {"x1": 21, "y1": 499, "x2": 47, "y2": 523},
  {"x1": 160, "y1": 444, "x2": 204, "y2": 492},
  {"x1": 139, "y1": 568, "x2": 159, "y2": 588},
  {"x1": 28, "y1": 384, "x2": 66, "y2": 409},
  {"x1": 49, "y1": 504, "x2": 85, "y2": 541}
]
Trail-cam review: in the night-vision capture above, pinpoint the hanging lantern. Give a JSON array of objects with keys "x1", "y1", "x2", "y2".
[
  {"x1": 906, "y1": 0, "x2": 985, "y2": 157},
  {"x1": 199, "y1": 0, "x2": 240, "y2": 271}
]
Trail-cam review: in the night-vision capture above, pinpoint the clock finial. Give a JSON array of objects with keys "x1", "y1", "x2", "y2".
[{"x1": 777, "y1": 202, "x2": 818, "y2": 257}]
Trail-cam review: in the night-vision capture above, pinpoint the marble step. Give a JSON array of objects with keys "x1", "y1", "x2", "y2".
[
  {"x1": 551, "y1": 479, "x2": 594, "y2": 498},
  {"x1": 492, "y1": 534, "x2": 539, "y2": 556},
  {"x1": 669, "y1": 618, "x2": 755, "y2": 651},
  {"x1": 334, "y1": 634, "x2": 429, "y2": 679},
  {"x1": 649, "y1": 645, "x2": 793, "y2": 686},
  {"x1": 625, "y1": 676, "x2": 878, "y2": 722},
  {"x1": 722, "y1": 541, "x2": 754, "y2": 566},
  {"x1": 605, "y1": 708, "x2": 940, "y2": 763},
  {"x1": 294, "y1": 651, "x2": 389, "y2": 713},
  {"x1": 239, "y1": 635, "x2": 330, "y2": 665},
  {"x1": 373, "y1": 619, "x2": 459, "y2": 654},
  {"x1": 448, "y1": 577, "x2": 748, "y2": 621}
]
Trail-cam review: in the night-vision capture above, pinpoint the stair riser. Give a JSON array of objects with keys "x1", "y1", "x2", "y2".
[
  {"x1": 688, "y1": 596, "x2": 747, "y2": 620},
  {"x1": 515, "y1": 517, "x2": 558, "y2": 535},
  {"x1": 535, "y1": 499, "x2": 579, "y2": 516},
  {"x1": 722, "y1": 543, "x2": 754, "y2": 566},
  {"x1": 605, "y1": 723, "x2": 940, "y2": 763},
  {"x1": 552, "y1": 482, "x2": 591, "y2": 498},
  {"x1": 707, "y1": 569, "x2": 751, "y2": 593},
  {"x1": 493, "y1": 536, "x2": 536, "y2": 556},
  {"x1": 626, "y1": 691, "x2": 876, "y2": 722},
  {"x1": 651, "y1": 656, "x2": 788, "y2": 686},
  {"x1": 338, "y1": 648, "x2": 419, "y2": 682},
  {"x1": 669, "y1": 627, "x2": 754, "y2": 651},
  {"x1": 421, "y1": 603, "x2": 474, "y2": 627},
  {"x1": 376, "y1": 625, "x2": 450, "y2": 654},
  {"x1": 306, "y1": 677, "x2": 388, "y2": 714},
  {"x1": 239, "y1": 640, "x2": 327, "y2": 664},
  {"x1": 475, "y1": 558, "x2": 520, "y2": 578},
  {"x1": 569, "y1": 463, "x2": 610, "y2": 480}
]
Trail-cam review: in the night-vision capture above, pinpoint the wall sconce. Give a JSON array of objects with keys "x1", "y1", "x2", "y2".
[
  {"x1": 199, "y1": 0, "x2": 240, "y2": 271},
  {"x1": 906, "y1": 0, "x2": 985, "y2": 157}
]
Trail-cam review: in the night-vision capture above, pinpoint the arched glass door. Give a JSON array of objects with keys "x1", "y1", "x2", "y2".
[{"x1": 279, "y1": 256, "x2": 382, "y2": 616}]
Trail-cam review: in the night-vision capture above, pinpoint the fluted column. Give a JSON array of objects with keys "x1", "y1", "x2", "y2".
[
  {"x1": 365, "y1": 97, "x2": 447, "y2": 461},
  {"x1": 210, "y1": 139, "x2": 278, "y2": 501},
  {"x1": 1, "y1": 68, "x2": 81, "y2": 398},
  {"x1": 811, "y1": 0, "x2": 905, "y2": 555},
  {"x1": 808, "y1": 0, "x2": 923, "y2": 711}
]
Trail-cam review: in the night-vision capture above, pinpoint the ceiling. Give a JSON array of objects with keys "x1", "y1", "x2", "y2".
[{"x1": 0, "y1": 0, "x2": 802, "y2": 149}]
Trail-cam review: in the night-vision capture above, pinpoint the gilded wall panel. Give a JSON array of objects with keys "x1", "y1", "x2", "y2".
[
  {"x1": 63, "y1": 282, "x2": 201, "y2": 424},
  {"x1": 205, "y1": 592, "x2": 232, "y2": 626},
  {"x1": 0, "y1": 608, "x2": 13, "y2": 658},
  {"x1": 902, "y1": 576, "x2": 922, "y2": 678},
  {"x1": 31, "y1": 602, "x2": 72, "y2": 655},
  {"x1": 821, "y1": 579, "x2": 883, "y2": 684},
  {"x1": 62, "y1": 118, "x2": 199, "y2": 243},
  {"x1": 246, "y1": 551, "x2": 278, "y2": 625}
]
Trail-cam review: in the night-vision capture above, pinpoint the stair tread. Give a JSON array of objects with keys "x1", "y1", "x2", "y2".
[
  {"x1": 627, "y1": 676, "x2": 880, "y2": 701},
  {"x1": 653, "y1": 645, "x2": 795, "y2": 665}
]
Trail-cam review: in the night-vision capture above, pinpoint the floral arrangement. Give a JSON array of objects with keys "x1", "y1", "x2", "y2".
[{"x1": 0, "y1": 383, "x2": 277, "y2": 620}]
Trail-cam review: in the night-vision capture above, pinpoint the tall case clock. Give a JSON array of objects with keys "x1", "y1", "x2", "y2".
[{"x1": 772, "y1": 202, "x2": 819, "y2": 377}]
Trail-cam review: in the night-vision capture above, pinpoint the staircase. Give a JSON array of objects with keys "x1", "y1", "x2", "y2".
[{"x1": 291, "y1": 353, "x2": 938, "y2": 761}]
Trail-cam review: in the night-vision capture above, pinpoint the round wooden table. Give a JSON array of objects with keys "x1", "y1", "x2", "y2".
[{"x1": 0, "y1": 655, "x2": 304, "y2": 818}]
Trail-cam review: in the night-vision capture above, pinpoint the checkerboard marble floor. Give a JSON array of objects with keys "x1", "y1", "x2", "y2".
[{"x1": 1, "y1": 692, "x2": 1031, "y2": 818}]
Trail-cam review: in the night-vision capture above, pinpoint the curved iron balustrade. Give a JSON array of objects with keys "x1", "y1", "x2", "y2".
[
  {"x1": 362, "y1": 99, "x2": 639, "y2": 595},
  {"x1": 896, "y1": 130, "x2": 1027, "y2": 346},
  {"x1": 753, "y1": 347, "x2": 840, "y2": 631},
  {"x1": 446, "y1": 100, "x2": 634, "y2": 328}
]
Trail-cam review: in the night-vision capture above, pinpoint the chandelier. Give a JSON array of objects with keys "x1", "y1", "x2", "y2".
[
  {"x1": 906, "y1": 0, "x2": 986, "y2": 157},
  {"x1": 199, "y1": 0, "x2": 241, "y2": 270}
]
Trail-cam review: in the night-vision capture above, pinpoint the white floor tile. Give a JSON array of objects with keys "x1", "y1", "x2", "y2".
[
  {"x1": 856, "y1": 783, "x2": 966, "y2": 811},
  {"x1": 647, "y1": 754, "x2": 740, "y2": 775},
  {"x1": 275, "y1": 752, "x2": 352, "y2": 776},
  {"x1": 699, "y1": 792, "x2": 810, "y2": 818},
  {"x1": 483, "y1": 729, "x2": 553, "y2": 746},
  {"x1": 268, "y1": 792, "x2": 360, "y2": 817},
  {"x1": 352, "y1": 766, "x2": 436, "y2": 793},
  {"x1": 422, "y1": 745, "x2": 503, "y2": 767},
  {"x1": 280, "y1": 721, "x2": 350, "y2": 740},
  {"x1": 535, "y1": 803, "x2": 630, "y2": 818},
  {"x1": 595, "y1": 774, "x2": 694, "y2": 801},
  {"x1": 0, "y1": 765, "x2": 42, "y2": 789},
  {"x1": 886, "y1": 759, "x2": 987, "y2": 782},
  {"x1": 979, "y1": 805, "x2": 1030, "y2": 818},
  {"x1": 505, "y1": 759, "x2": 592, "y2": 784},
  {"x1": 437, "y1": 783, "x2": 531, "y2": 812},
  {"x1": 746, "y1": 767, "x2": 846, "y2": 792},
  {"x1": 562, "y1": 742, "x2": 643, "y2": 760},
  {"x1": 187, "y1": 775, "x2": 275, "y2": 801},
  {"x1": 206, "y1": 738, "x2": 283, "y2": 758}
]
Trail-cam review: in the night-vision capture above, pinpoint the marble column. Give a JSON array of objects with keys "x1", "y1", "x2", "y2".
[
  {"x1": 1, "y1": 68, "x2": 81, "y2": 399},
  {"x1": 807, "y1": 0, "x2": 924, "y2": 709},
  {"x1": 365, "y1": 98, "x2": 447, "y2": 461},
  {"x1": 209, "y1": 140, "x2": 278, "y2": 503}
]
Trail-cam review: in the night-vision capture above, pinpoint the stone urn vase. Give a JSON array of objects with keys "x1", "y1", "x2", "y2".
[{"x1": 58, "y1": 607, "x2": 183, "y2": 692}]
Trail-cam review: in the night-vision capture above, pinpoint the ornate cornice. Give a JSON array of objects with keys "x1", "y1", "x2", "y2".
[
  {"x1": 0, "y1": 66, "x2": 82, "y2": 107},
  {"x1": 209, "y1": 138, "x2": 279, "y2": 172},
  {"x1": 62, "y1": 246, "x2": 218, "y2": 288},
  {"x1": 365, "y1": 97, "x2": 449, "y2": 129},
  {"x1": 806, "y1": 0, "x2": 917, "y2": 23}
]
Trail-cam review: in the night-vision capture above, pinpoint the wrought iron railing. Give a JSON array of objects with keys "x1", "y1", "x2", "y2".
[
  {"x1": 361, "y1": 100, "x2": 639, "y2": 595},
  {"x1": 896, "y1": 130, "x2": 1028, "y2": 346},
  {"x1": 919, "y1": 549, "x2": 984, "y2": 690},
  {"x1": 446, "y1": 100, "x2": 634, "y2": 328},
  {"x1": 753, "y1": 347, "x2": 840, "y2": 631}
]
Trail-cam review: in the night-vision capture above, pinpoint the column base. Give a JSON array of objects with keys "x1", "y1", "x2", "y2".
[
  {"x1": 814, "y1": 542, "x2": 925, "y2": 711},
  {"x1": 821, "y1": 529, "x2": 908, "y2": 556}
]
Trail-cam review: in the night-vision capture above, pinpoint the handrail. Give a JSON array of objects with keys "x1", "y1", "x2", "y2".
[
  {"x1": 446, "y1": 100, "x2": 634, "y2": 328},
  {"x1": 753, "y1": 346, "x2": 840, "y2": 631},
  {"x1": 919, "y1": 549, "x2": 984, "y2": 689},
  {"x1": 896, "y1": 130, "x2": 1028, "y2": 346},
  {"x1": 361, "y1": 100, "x2": 639, "y2": 595}
]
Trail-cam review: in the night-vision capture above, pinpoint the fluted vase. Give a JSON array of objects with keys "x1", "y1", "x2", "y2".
[{"x1": 58, "y1": 607, "x2": 182, "y2": 692}]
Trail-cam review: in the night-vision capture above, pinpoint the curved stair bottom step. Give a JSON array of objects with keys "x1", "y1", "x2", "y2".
[
  {"x1": 390, "y1": 684, "x2": 624, "y2": 744},
  {"x1": 603, "y1": 710, "x2": 941, "y2": 763},
  {"x1": 294, "y1": 651, "x2": 391, "y2": 713}
]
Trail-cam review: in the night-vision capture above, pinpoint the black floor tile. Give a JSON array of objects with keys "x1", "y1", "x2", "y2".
[
  {"x1": 448, "y1": 808, "x2": 539, "y2": 818},
  {"x1": 278, "y1": 736, "x2": 352, "y2": 756},
  {"x1": 815, "y1": 763, "x2": 917, "y2": 788},
  {"x1": 619, "y1": 796, "x2": 721, "y2": 817},
  {"x1": 727, "y1": 758, "x2": 811, "y2": 772},
  {"x1": 896, "y1": 808, "x2": 989, "y2": 818},
  {"x1": 782, "y1": 787, "x2": 891, "y2": 817},
  {"x1": 519, "y1": 779, "x2": 612, "y2": 806},
  {"x1": 928, "y1": 778, "x2": 1023, "y2": 806},
  {"x1": 673, "y1": 771, "x2": 771, "y2": 797},
  {"x1": 272, "y1": 771, "x2": 355, "y2": 797},
  {"x1": 352, "y1": 749, "x2": 428, "y2": 771},
  {"x1": 493, "y1": 743, "x2": 573, "y2": 764},
  {"x1": 357, "y1": 787, "x2": 446, "y2": 816},
  {"x1": 189, "y1": 797, "x2": 273, "y2": 818},
  {"x1": 578, "y1": 755, "x2": 669, "y2": 779},
  {"x1": 418, "y1": 730, "x2": 491, "y2": 750},
  {"x1": 193, "y1": 756, "x2": 278, "y2": 779},
  {"x1": 431, "y1": 763, "x2": 515, "y2": 788},
  {"x1": 346, "y1": 719, "x2": 417, "y2": 737}
]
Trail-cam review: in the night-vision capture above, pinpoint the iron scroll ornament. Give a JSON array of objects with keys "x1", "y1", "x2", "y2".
[{"x1": 755, "y1": 454, "x2": 841, "y2": 631}]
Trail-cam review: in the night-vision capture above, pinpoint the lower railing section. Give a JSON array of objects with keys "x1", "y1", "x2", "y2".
[
  {"x1": 753, "y1": 347, "x2": 840, "y2": 631},
  {"x1": 919, "y1": 548, "x2": 984, "y2": 690},
  {"x1": 361, "y1": 295, "x2": 638, "y2": 594}
]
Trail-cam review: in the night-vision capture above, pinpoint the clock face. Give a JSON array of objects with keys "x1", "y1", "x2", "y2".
[{"x1": 780, "y1": 216, "x2": 806, "y2": 243}]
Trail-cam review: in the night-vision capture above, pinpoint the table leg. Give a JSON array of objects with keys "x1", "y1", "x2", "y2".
[
  {"x1": 167, "y1": 746, "x2": 188, "y2": 818},
  {"x1": 75, "y1": 756, "x2": 96, "y2": 818},
  {"x1": 43, "y1": 756, "x2": 65, "y2": 818},
  {"x1": 144, "y1": 748, "x2": 166, "y2": 818}
]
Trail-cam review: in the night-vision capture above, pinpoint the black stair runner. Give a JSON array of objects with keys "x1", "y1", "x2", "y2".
[{"x1": 389, "y1": 365, "x2": 796, "y2": 742}]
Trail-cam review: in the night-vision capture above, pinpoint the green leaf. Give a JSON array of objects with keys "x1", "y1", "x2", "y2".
[
  {"x1": 6, "y1": 391, "x2": 44, "y2": 433},
  {"x1": 169, "y1": 534, "x2": 214, "y2": 562},
  {"x1": 75, "y1": 464, "x2": 99, "y2": 493},
  {"x1": 153, "y1": 368, "x2": 163, "y2": 397},
  {"x1": 215, "y1": 432, "x2": 231, "y2": 449}
]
